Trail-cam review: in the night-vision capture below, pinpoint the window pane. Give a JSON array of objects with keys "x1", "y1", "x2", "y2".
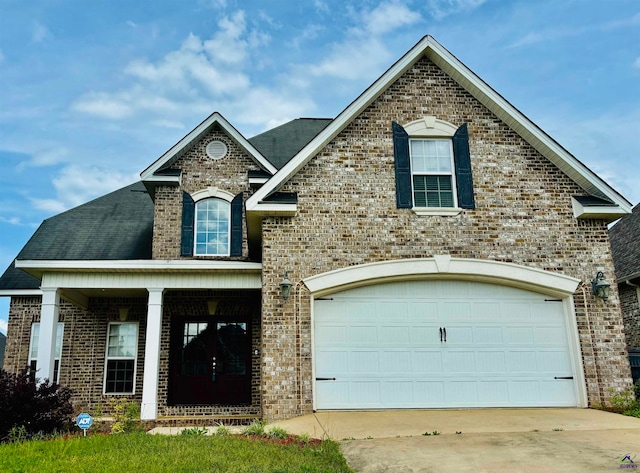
[
  {"x1": 105, "y1": 360, "x2": 135, "y2": 393},
  {"x1": 107, "y1": 323, "x2": 137, "y2": 358},
  {"x1": 30, "y1": 323, "x2": 64, "y2": 359},
  {"x1": 194, "y1": 198, "x2": 230, "y2": 256},
  {"x1": 413, "y1": 175, "x2": 454, "y2": 208}
]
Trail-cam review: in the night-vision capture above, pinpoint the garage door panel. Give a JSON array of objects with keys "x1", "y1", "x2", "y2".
[
  {"x1": 382, "y1": 325, "x2": 411, "y2": 344},
  {"x1": 350, "y1": 351, "x2": 380, "y2": 373},
  {"x1": 446, "y1": 381, "x2": 478, "y2": 403},
  {"x1": 474, "y1": 327, "x2": 504, "y2": 344},
  {"x1": 534, "y1": 327, "x2": 566, "y2": 345},
  {"x1": 316, "y1": 325, "x2": 347, "y2": 345},
  {"x1": 351, "y1": 381, "x2": 381, "y2": 404},
  {"x1": 382, "y1": 381, "x2": 414, "y2": 404},
  {"x1": 507, "y1": 351, "x2": 538, "y2": 373},
  {"x1": 410, "y1": 302, "x2": 439, "y2": 319},
  {"x1": 410, "y1": 326, "x2": 441, "y2": 345},
  {"x1": 478, "y1": 381, "x2": 509, "y2": 402},
  {"x1": 380, "y1": 351, "x2": 412, "y2": 373},
  {"x1": 505, "y1": 326, "x2": 534, "y2": 344},
  {"x1": 412, "y1": 351, "x2": 443, "y2": 373},
  {"x1": 476, "y1": 351, "x2": 507, "y2": 373},
  {"x1": 414, "y1": 381, "x2": 445, "y2": 403},
  {"x1": 314, "y1": 280, "x2": 578, "y2": 409},
  {"x1": 347, "y1": 325, "x2": 378, "y2": 344},
  {"x1": 444, "y1": 351, "x2": 476, "y2": 373},
  {"x1": 442, "y1": 302, "x2": 471, "y2": 319},
  {"x1": 447, "y1": 326, "x2": 474, "y2": 344}
]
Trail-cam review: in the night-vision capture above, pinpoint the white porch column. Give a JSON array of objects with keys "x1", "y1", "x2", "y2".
[
  {"x1": 37, "y1": 288, "x2": 60, "y2": 383},
  {"x1": 141, "y1": 288, "x2": 164, "y2": 420}
]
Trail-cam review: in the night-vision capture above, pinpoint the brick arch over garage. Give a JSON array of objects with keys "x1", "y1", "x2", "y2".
[{"x1": 303, "y1": 256, "x2": 581, "y2": 298}]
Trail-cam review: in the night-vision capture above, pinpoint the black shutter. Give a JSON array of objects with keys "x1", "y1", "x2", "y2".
[
  {"x1": 180, "y1": 191, "x2": 195, "y2": 256},
  {"x1": 392, "y1": 121, "x2": 412, "y2": 208},
  {"x1": 453, "y1": 123, "x2": 475, "y2": 209},
  {"x1": 230, "y1": 192, "x2": 243, "y2": 257}
]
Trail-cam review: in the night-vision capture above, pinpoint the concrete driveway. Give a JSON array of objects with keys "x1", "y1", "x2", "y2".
[{"x1": 272, "y1": 409, "x2": 640, "y2": 473}]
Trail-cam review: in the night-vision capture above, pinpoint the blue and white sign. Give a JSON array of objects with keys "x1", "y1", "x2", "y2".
[{"x1": 76, "y1": 413, "x2": 93, "y2": 436}]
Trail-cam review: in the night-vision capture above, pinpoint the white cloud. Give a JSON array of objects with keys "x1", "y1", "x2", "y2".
[
  {"x1": 634, "y1": 57, "x2": 640, "y2": 69},
  {"x1": 32, "y1": 20, "x2": 51, "y2": 43},
  {"x1": 426, "y1": 0, "x2": 486, "y2": 20},
  {"x1": 314, "y1": 0, "x2": 329, "y2": 14},
  {"x1": 126, "y1": 20, "x2": 137, "y2": 28},
  {"x1": 72, "y1": 92, "x2": 134, "y2": 119},
  {"x1": 0, "y1": 216, "x2": 22, "y2": 225},
  {"x1": 31, "y1": 165, "x2": 139, "y2": 214},
  {"x1": 0, "y1": 318, "x2": 7, "y2": 335},
  {"x1": 308, "y1": 1, "x2": 421, "y2": 81},
  {"x1": 363, "y1": 0, "x2": 421, "y2": 35}
]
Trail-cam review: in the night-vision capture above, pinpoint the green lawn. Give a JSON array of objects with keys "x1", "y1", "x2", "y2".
[{"x1": 0, "y1": 432, "x2": 353, "y2": 473}]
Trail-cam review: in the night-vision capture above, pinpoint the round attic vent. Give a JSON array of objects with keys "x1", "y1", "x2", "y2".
[{"x1": 206, "y1": 140, "x2": 228, "y2": 160}]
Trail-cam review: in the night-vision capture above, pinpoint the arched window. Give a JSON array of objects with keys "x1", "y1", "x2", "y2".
[{"x1": 194, "y1": 198, "x2": 231, "y2": 256}]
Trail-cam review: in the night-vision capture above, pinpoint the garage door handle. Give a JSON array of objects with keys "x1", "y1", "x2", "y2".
[
  {"x1": 554, "y1": 376, "x2": 574, "y2": 380},
  {"x1": 439, "y1": 327, "x2": 443, "y2": 342},
  {"x1": 443, "y1": 327, "x2": 447, "y2": 342},
  {"x1": 316, "y1": 377, "x2": 336, "y2": 381}
]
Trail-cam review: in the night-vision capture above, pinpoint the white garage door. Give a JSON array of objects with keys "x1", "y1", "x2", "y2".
[{"x1": 314, "y1": 280, "x2": 578, "y2": 409}]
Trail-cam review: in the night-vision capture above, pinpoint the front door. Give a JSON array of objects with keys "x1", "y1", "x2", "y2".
[{"x1": 170, "y1": 317, "x2": 251, "y2": 405}]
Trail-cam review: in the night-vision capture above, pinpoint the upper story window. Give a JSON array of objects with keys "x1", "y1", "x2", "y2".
[
  {"x1": 180, "y1": 187, "x2": 244, "y2": 257},
  {"x1": 195, "y1": 198, "x2": 230, "y2": 256},
  {"x1": 410, "y1": 139, "x2": 457, "y2": 208},
  {"x1": 393, "y1": 117, "x2": 475, "y2": 215}
]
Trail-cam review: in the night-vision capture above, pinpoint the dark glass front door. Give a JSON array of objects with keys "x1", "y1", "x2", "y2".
[{"x1": 170, "y1": 317, "x2": 251, "y2": 405}]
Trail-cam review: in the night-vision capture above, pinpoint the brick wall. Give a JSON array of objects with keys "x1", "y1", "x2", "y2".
[
  {"x1": 620, "y1": 283, "x2": 640, "y2": 350},
  {"x1": 259, "y1": 56, "x2": 632, "y2": 419},
  {"x1": 4, "y1": 296, "x2": 148, "y2": 416}
]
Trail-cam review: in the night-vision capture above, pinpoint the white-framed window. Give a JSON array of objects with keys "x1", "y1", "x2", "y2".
[
  {"x1": 194, "y1": 198, "x2": 231, "y2": 256},
  {"x1": 104, "y1": 322, "x2": 138, "y2": 394},
  {"x1": 410, "y1": 139, "x2": 457, "y2": 208},
  {"x1": 29, "y1": 322, "x2": 64, "y2": 383}
]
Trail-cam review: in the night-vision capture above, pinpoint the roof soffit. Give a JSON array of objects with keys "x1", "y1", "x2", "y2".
[{"x1": 245, "y1": 35, "x2": 631, "y2": 215}]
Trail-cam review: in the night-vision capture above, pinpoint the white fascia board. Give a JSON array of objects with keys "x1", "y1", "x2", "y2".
[
  {"x1": 15, "y1": 260, "x2": 262, "y2": 278},
  {"x1": 140, "y1": 112, "x2": 277, "y2": 180},
  {"x1": 246, "y1": 35, "x2": 631, "y2": 215},
  {"x1": 247, "y1": 203, "x2": 297, "y2": 217},
  {"x1": 0, "y1": 289, "x2": 43, "y2": 297},
  {"x1": 142, "y1": 174, "x2": 181, "y2": 185},
  {"x1": 570, "y1": 197, "x2": 628, "y2": 222}
]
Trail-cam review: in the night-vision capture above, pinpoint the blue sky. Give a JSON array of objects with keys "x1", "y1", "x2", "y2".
[{"x1": 0, "y1": 0, "x2": 639, "y2": 334}]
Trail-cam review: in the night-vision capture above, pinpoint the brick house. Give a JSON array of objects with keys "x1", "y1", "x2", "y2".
[
  {"x1": 610, "y1": 203, "x2": 640, "y2": 383},
  {"x1": 0, "y1": 36, "x2": 634, "y2": 422}
]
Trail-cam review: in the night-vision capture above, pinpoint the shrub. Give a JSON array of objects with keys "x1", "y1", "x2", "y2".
[
  {"x1": 0, "y1": 368, "x2": 74, "y2": 442},
  {"x1": 180, "y1": 427, "x2": 208, "y2": 436},
  {"x1": 214, "y1": 424, "x2": 231, "y2": 436},
  {"x1": 267, "y1": 426, "x2": 290, "y2": 440},
  {"x1": 241, "y1": 419, "x2": 266, "y2": 437},
  {"x1": 107, "y1": 397, "x2": 140, "y2": 434}
]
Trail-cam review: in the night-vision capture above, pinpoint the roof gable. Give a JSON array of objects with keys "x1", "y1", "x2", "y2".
[
  {"x1": 141, "y1": 111, "x2": 278, "y2": 183},
  {"x1": 246, "y1": 35, "x2": 632, "y2": 216}
]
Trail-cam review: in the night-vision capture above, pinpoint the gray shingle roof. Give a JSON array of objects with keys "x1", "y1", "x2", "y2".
[
  {"x1": 0, "y1": 118, "x2": 331, "y2": 291},
  {"x1": 610, "y1": 203, "x2": 640, "y2": 282},
  {"x1": 0, "y1": 181, "x2": 154, "y2": 290},
  {"x1": 248, "y1": 118, "x2": 332, "y2": 169}
]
